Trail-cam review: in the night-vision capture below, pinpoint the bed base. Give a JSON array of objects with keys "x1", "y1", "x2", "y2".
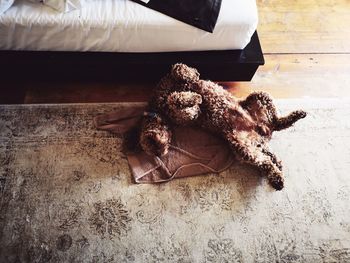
[{"x1": 0, "y1": 32, "x2": 264, "y2": 82}]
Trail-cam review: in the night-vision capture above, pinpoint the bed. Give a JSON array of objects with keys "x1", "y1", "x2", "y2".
[{"x1": 0, "y1": 0, "x2": 264, "y2": 81}]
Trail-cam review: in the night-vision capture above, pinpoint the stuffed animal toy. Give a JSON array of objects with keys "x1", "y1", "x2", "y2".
[{"x1": 139, "y1": 64, "x2": 306, "y2": 190}]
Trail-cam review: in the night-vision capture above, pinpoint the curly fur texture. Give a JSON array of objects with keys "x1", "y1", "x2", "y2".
[{"x1": 140, "y1": 64, "x2": 307, "y2": 190}]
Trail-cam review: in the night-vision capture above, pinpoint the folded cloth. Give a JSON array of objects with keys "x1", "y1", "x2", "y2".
[
  {"x1": 94, "y1": 105, "x2": 234, "y2": 183},
  {"x1": 45, "y1": 0, "x2": 85, "y2": 13},
  {"x1": 0, "y1": 0, "x2": 14, "y2": 15},
  {"x1": 131, "y1": 0, "x2": 222, "y2": 33},
  {"x1": 27, "y1": 0, "x2": 85, "y2": 13}
]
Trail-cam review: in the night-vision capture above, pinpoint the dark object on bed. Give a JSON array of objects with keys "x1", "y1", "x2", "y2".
[
  {"x1": 0, "y1": 31, "x2": 264, "y2": 82},
  {"x1": 131, "y1": 0, "x2": 222, "y2": 33}
]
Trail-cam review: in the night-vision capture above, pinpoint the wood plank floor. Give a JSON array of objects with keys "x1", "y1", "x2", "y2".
[
  {"x1": 2, "y1": 0, "x2": 350, "y2": 104},
  {"x1": 257, "y1": 0, "x2": 350, "y2": 54},
  {"x1": 225, "y1": 54, "x2": 350, "y2": 98}
]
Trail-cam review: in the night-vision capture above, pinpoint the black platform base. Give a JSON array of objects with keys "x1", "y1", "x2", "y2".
[{"x1": 0, "y1": 32, "x2": 264, "y2": 82}]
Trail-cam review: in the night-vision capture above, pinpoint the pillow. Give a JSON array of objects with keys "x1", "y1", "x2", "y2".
[{"x1": 0, "y1": 0, "x2": 15, "y2": 15}]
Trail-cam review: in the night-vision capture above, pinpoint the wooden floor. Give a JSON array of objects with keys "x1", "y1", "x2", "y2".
[{"x1": 2, "y1": 0, "x2": 350, "y2": 104}]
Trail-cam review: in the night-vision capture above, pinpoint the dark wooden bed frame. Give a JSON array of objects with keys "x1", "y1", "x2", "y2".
[{"x1": 0, "y1": 31, "x2": 264, "y2": 82}]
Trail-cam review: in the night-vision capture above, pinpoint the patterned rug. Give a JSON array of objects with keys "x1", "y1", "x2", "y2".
[{"x1": 0, "y1": 99, "x2": 350, "y2": 263}]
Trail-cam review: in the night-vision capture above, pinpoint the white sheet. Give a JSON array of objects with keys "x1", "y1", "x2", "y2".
[{"x1": 0, "y1": 0, "x2": 258, "y2": 52}]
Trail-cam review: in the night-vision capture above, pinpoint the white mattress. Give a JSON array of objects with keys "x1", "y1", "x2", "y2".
[{"x1": 0, "y1": 0, "x2": 258, "y2": 52}]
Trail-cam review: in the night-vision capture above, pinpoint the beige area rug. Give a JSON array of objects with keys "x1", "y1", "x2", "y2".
[{"x1": 0, "y1": 99, "x2": 350, "y2": 263}]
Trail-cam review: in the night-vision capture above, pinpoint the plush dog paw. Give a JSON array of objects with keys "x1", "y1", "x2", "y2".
[
  {"x1": 268, "y1": 174, "x2": 284, "y2": 191},
  {"x1": 294, "y1": 110, "x2": 307, "y2": 119},
  {"x1": 167, "y1": 91, "x2": 202, "y2": 124},
  {"x1": 171, "y1": 63, "x2": 200, "y2": 83}
]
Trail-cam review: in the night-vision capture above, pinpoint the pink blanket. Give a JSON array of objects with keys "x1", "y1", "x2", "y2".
[{"x1": 94, "y1": 106, "x2": 233, "y2": 183}]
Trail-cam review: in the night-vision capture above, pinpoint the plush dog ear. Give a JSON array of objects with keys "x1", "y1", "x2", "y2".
[{"x1": 171, "y1": 63, "x2": 200, "y2": 83}]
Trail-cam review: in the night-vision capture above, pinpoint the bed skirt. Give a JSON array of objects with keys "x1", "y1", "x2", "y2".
[{"x1": 0, "y1": 32, "x2": 264, "y2": 82}]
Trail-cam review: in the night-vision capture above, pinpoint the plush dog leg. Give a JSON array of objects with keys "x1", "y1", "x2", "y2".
[
  {"x1": 240, "y1": 92, "x2": 278, "y2": 136},
  {"x1": 140, "y1": 114, "x2": 172, "y2": 156},
  {"x1": 241, "y1": 91, "x2": 307, "y2": 134},
  {"x1": 260, "y1": 160, "x2": 284, "y2": 190},
  {"x1": 226, "y1": 132, "x2": 284, "y2": 190},
  {"x1": 261, "y1": 147, "x2": 283, "y2": 171},
  {"x1": 273, "y1": 110, "x2": 307, "y2": 131},
  {"x1": 240, "y1": 91, "x2": 278, "y2": 116}
]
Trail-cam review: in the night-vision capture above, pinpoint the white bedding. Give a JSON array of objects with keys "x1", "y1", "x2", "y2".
[{"x1": 0, "y1": 0, "x2": 258, "y2": 52}]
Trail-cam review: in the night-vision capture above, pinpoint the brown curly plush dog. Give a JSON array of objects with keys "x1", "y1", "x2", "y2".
[{"x1": 140, "y1": 64, "x2": 306, "y2": 190}]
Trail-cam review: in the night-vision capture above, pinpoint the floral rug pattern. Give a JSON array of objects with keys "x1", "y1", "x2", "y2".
[{"x1": 0, "y1": 99, "x2": 350, "y2": 262}]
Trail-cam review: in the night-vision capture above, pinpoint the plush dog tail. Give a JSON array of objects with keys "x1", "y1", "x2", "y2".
[{"x1": 273, "y1": 110, "x2": 307, "y2": 131}]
